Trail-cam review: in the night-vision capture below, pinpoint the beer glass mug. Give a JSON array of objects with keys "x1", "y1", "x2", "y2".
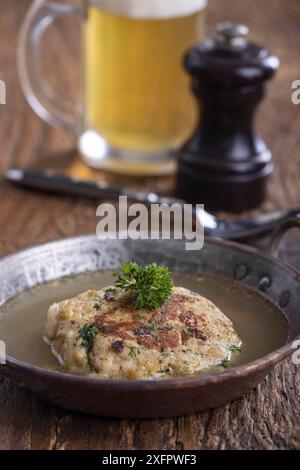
[{"x1": 18, "y1": 0, "x2": 207, "y2": 175}]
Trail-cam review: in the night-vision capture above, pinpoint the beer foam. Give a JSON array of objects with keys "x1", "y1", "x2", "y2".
[{"x1": 91, "y1": 0, "x2": 207, "y2": 19}]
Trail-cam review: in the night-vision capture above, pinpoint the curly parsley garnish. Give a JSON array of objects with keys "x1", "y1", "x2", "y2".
[
  {"x1": 128, "y1": 346, "x2": 140, "y2": 358},
  {"x1": 220, "y1": 358, "x2": 230, "y2": 368},
  {"x1": 114, "y1": 262, "x2": 173, "y2": 310},
  {"x1": 78, "y1": 323, "x2": 98, "y2": 355},
  {"x1": 227, "y1": 344, "x2": 242, "y2": 352},
  {"x1": 157, "y1": 367, "x2": 172, "y2": 374},
  {"x1": 183, "y1": 327, "x2": 194, "y2": 335},
  {"x1": 156, "y1": 326, "x2": 173, "y2": 333},
  {"x1": 104, "y1": 287, "x2": 117, "y2": 300}
]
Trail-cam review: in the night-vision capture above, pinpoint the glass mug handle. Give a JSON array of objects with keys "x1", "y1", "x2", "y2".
[{"x1": 17, "y1": 0, "x2": 84, "y2": 134}]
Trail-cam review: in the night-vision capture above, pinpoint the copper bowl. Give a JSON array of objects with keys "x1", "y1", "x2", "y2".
[{"x1": 0, "y1": 219, "x2": 299, "y2": 418}]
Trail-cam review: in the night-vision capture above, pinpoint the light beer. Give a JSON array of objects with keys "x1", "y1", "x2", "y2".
[{"x1": 85, "y1": 0, "x2": 206, "y2": 154}]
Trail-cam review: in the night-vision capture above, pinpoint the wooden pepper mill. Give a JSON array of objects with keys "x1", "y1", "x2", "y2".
[{"x1": 176, "y1": 23, "x2": 279, "y2": 212}]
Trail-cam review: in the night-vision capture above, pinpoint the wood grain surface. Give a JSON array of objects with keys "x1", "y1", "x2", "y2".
[{"x1": 0, "y1": 0, "x2": 300, "y2": 450}]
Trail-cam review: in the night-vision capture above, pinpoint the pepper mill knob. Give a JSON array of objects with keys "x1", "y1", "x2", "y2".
[
  {"x1": 216, "y1": 22, "x2": 249, "y2": 48},
  {"x1": 176, "y1": 23, "x2": 280, "y2": 212}
]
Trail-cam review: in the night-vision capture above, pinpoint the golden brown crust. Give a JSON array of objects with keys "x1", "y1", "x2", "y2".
[
  {"x1": 92, "y1": 293, "x2": 207, "y2": 351},
  {"x1": 44, "y1": 286, "x2": 241, "y2": 380}
]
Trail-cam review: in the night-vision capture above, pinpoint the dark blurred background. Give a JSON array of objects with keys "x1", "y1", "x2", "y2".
[
  {"x1": 1, "y1": 1, "x2": 299, "y2": 194},
  {"x1": 0, "y1": 0, "x2": 300, "y2": 243}
]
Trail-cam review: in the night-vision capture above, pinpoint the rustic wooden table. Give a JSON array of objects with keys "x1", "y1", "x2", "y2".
[{"x1": 0, "y1": 0, "x2": 300, "y2": 450}]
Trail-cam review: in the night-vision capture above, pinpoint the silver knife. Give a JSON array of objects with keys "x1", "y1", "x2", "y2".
[{"x1": 5, "y1": 169, "x2": 300, "y2": 240}]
